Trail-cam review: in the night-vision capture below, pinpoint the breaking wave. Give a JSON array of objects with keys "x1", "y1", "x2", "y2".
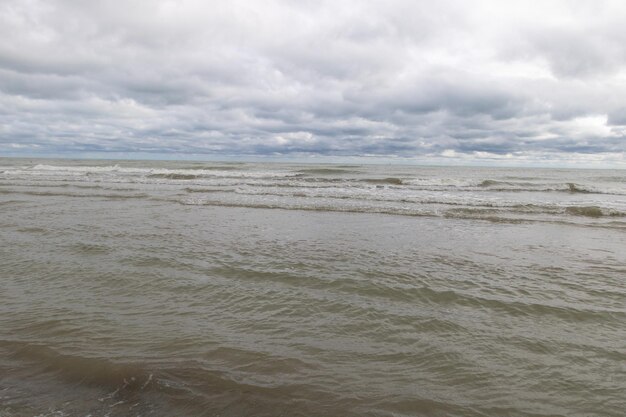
[
  {"x1": 296, "y1": 168, "x2": 361, "y2": 175},
  {"x1": 566, "y1": 182, "x2": 591, "y2": 193},
  {"x1": 1, "y1": 161, "x2": 624, "y2": 227},
  {"x1": 361, "y1": 177, "x2": 404, "y2": 185},
  {"x1": 180, "y1": 195, "x2": 626, "y2": 226},
  {"x1": 565, "y1": 206, "x2": 614, "y2": 218}
]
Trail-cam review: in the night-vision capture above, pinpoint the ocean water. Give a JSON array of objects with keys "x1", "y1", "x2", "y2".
[{"x1": 0, "y1": 158, "x2": 624, "y2": 417}]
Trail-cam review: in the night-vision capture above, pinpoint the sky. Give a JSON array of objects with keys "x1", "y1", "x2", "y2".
[{"x1": 1, "y1": 0, "x2": 625, "y2": 167}]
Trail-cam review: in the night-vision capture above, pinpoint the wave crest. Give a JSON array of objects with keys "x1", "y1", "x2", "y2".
[{"x1": 148, "y1": 173, "x2": 200, "y2": 180}]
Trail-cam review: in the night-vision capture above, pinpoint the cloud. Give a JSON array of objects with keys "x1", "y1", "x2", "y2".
[{"x1": 0, "y1": 0, "x2": 625, "y2": 165}]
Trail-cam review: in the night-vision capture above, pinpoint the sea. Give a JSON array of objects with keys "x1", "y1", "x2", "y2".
[{"x1": 0, "y1": 158, "x2": 624, "y2": 417}]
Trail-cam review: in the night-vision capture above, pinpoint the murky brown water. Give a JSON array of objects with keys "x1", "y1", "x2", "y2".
[{"x1": 1, "y1": 158, "x2": 625, "y2": 416}]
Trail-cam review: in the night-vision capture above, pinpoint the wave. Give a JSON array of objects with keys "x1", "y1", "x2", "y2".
[
  {"x1": 32, "y1": 163, "x2": 126, "y2": 173},
  {"x1": 361, "y1": 177, "x2": 404, "y2": 185},
  {"x1": 296, "y1": 168, "x2": 361, "y2": 175},
  {"x1": 3, "y1": 340, "x2": 153, "y2": 390},
  {"x1": 0, "y1": 181, "x2": 72, "y2": 188},
  {"x1": 16, "y1": 226, "x2": 49, "y2": 233},
  {"x1": 0, "y1": 340, "x2": 349, "y2": 417},
  {"x1": 5, "y1": 166, "x2": 623, "y2": 196},
  {"x1": 148, "y1": 173, "x2": 200, "y2": 180},
  {"x1": 415, "y1": 287, "x2": 625, "y2": 323},
  {"x1": 478, "y1": 179, "x2": 535, "y2": 188},
  {"x1": 180, "y1": 187, "x2": 626, "y2": 217},
  {"x1": 565, "y1": 206, "x2": 605, "y2": 218},
  {"x1": 0, "y1": 182, "x2": 140, "y2": 193},
  {"x1": 28, "y1": 164, "x2": 299, "y2": 180},
  {"x1": 450, "y1": 205, "x2": 625, "y2": 218},
  {"x1": 71, "y1": 184, "x2": 138, "y2": 191},
  {"x1": 398, "y1": 178, "x2": 618, "y2": 194},
  {"x1": 4, "y1": 178, "x2": 624, "y2": 222},
  {"x1": 0, "y1": 189, "x2": 150, "y2": 200},
  {"x1": 182, "y1": 198, "x2": 440, "y2": 218},
  {"x1": 185, "y1": 187, "x2": 235, "y2": 193},
  {"x1": 0, "y1": 199, "x2": 28, "y2": 206},
  {"x1": 180, "y1": 194, "x2": 626, "y2": 227},
  {"x1": 186, "y1": 165, "x2": 242, "y2": 171},
  {"x1": 474, "y1": 179, "x2": 611, "y2": 194},
  {"x1": 566, "y1": 182, "x2": 591, "y2": 193}
]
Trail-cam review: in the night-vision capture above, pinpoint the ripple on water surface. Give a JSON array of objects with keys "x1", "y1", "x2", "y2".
[{"x1": 0, "y1": 160, "x2": 625, "y2": 417}]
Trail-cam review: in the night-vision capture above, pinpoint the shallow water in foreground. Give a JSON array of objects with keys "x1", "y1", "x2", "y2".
[{"x1": 1, "y1": 159, "x2": 625, "y2": 417}]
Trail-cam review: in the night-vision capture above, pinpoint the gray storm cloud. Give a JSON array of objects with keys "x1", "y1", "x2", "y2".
[{"x1": 0, "y1": 0, "x2": 625, "y2": 165}]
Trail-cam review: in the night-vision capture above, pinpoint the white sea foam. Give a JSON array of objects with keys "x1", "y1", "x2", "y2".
[{"x1": 27, "y1": 164, "x2": 300, "y2": 179}]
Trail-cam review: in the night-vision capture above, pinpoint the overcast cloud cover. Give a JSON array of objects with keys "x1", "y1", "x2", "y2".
[{"x1": 1, "y1": 0, "x2": 625, "y2": 166}]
